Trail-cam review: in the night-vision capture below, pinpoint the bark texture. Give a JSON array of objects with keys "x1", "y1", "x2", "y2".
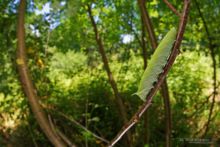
[{"x1": 16, "y1": 1, "x2": 67, "y2": 146}]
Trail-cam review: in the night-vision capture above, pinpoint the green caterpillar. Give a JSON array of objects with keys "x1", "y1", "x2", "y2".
[{"x1": 134, "y1": 28, "x2": 177, "y2": 101}]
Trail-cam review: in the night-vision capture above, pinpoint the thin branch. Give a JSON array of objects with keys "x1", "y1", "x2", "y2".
[
  {"x1": 137, "y1": 1, "x2": 154, "y2": 144},
  {"x1": 48, "y1": 115, "x2": 76, "y2": 147},
  {"x1": 16, "y1": 1, "x2": 66, "y2": 146},
  {"x1": 126, "y1": 11, "x2": 148, "y2": 68},
  {"x1": 194, "y1": 0, "x2": 217, "y2": 137},
  {"x1": 87, "y1": 4, "x2": 127, "y2": 122},
  {"x1": 87, "y1": 4, "x2": 132, "y2": 146},
  {"x1": 163, "y1": 0, "x2": 181, "y2": 17},
  {"x1": 42, "y1": 103, "x2": 110, "y2": 144},
  {"x1": 56, "y1": 129, "x2": 76, "y2": 147},
  {"x1": 137, "y1": 0, "x2": 157, "y2": 49},
  {"x1": 161, "y1": 80, "x2": 172, "y2": 147},
  {"x1": 140, "y1": 16, "x2": 148, "y2": 69},
  {"x1": 194, "y1": 111, "x2": 218, "y2": 137},
  {"x1": 108, "y1": 0, "x2": 191, "y2": 146},
  {"x1": 57, "y1": 111, "x2": 110, "y2": 144},
  {"x1": 137, "y1": 0, "x2": 172, "y2": 146},
  {"x1": 189, "y1": 93, "x2": 213, "y2": 120},
  {"x1": 132, "y1": 29, "x2": 143, "y2": 50}
]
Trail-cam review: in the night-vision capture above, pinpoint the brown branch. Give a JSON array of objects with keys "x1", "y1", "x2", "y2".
[
  {"x1": 16, "y1": 1, "x2": 66, "y2": 146},
  {"x1": 137, "y1": 0, "x2": 157, "y2": 49},
  {"x1": 48, "y1": 115, "x2": 76, "y2": 147},
  {"x1": 57, "y1": 111, "x2": 110, "y2": 144},
  {"x1": 43, "y1": 105, "x2": 110, "y2": 144},
  {"x1": 86, "y1": 4, "x2": 132, "y2": 146},
  {"x1": 161, "y1": 80, "x2": 172, "y2": 147},
  {"x1": 194, "y1": 111, "x2": 218, "y2": 137},
  {"x1": 192, "y1": 85, "x2": 219, "y2": 137},
  {"x1": 189, "y1": 93, "x2": 213, "y2": 120},
  {"x1": 137, "y1": 0, "x2": 154, "y2": 144},
  {"x1": 56, "y1": 129, "x2": 75, "y2": 147},
  {"x1": 108, "y1": 0, "x2": 191, "y2": 146},
  {"x1": 163, "y1": 0, "x2": 181, "y2": 17},
  {"x1": 126, "y1": 13, "x2": 148, "y2": 69},
  {"x1": 194, "y1": 0, "x2": 217, "y2": 137},
  {"x1": 137, "y1": 0, "x2": 172, "y2": 146},
  {"x1": 140, "y1": 16, "x2": 148, "y2": 69}
]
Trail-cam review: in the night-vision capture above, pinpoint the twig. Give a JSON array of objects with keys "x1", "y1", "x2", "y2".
[
  {"x1": 189, "y1": 93, "x2": 213, "y2": 120},
  {"x1": 194, "y1": 0, "x2": 218, "y2": 138},
  {"x1": 43, "y1": 105, "x2": 110, "y2": 144},
  {"x1": 194, "y1": 111, "x2": 218, "y2": 137},
  {"x1": 140, "y1": 15, "x2": 148, "y2": 69},
  {"x1": 58, "y1": 111, "x2": 110, "y2": 144},
  {"x1": 16, "y1": 1, "x2": 66, "y2": 146},
  {"x1": 87, "y1": 3, "x2": 126, "y2": 122},
  {"x1": 87, "y1": 4, "x2": 132, "y2": 146},
  {"x1": 48, "y1": 115, "x2": 76, "y2": 147},
  {"x1": 56, "y1": 128, "x2": 76, "y2": 147},
  {"x1": 163, "y1": 0, "x2": 181, "y2": 17},
  {"x1": 108, "y1": 0, "x2": 191, "y2": 146},
  {"x1": 137, "y1": 0, "x2": 173, "y2": 146},
  {"x1": 137, "y1": 0, "x2": 157, "y2": 49}
]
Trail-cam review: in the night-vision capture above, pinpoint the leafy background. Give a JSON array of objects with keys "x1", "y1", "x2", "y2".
[{"x1": 0, "y1": 0, "x2": 220, "y2": 146}]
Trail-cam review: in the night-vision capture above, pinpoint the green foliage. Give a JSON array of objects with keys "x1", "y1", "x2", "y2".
[
  {"x1": 168, "y1": 51, "x2": 213, "y2": 136},
  {"x1": 1, "y1": 0, "x2": 220, "y2": 146},
  {"x1": 47, "y1": 49, "x2": 87, "y2": 86}
]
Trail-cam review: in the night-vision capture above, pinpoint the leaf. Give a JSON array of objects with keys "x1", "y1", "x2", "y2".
[{"x1": 134, "y1": 28, "x2": 177, "y2": 101}]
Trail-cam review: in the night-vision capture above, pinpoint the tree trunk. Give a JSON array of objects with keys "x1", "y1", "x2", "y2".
[
  {"x1": 137, "y1": 0, "x2": 172, "y2": 146},
  {"x1": 16, "y1": 1, "x2": 68, "y2": 146},
  {"x1": 87, "y1": 5, "x2": 132, "y2": 146}
]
